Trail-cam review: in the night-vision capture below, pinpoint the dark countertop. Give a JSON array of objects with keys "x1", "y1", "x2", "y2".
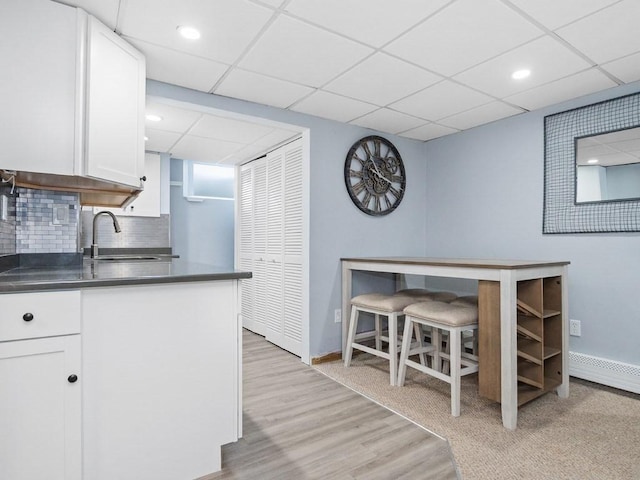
[{"x1": 0, "y1": 256, "x2": 251, "y2": 294}]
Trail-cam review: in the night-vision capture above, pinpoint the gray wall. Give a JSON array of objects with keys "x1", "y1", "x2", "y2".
[
  {"x1": 148, "y1": 80, "x2": 428, "y2": 358},
  {"x1": 169, "y1": 158, "x2": 235, "y2": 268},
  {"x1": 424, "y1": 81, "x2": 640, "y2": 366}
]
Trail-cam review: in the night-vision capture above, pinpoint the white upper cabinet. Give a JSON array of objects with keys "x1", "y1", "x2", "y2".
[
  {"x1": 84, "y1": 15, "x2": 145, "y2": 187},
  {"x1": 0, "y1": 0, "x2": 145, "y2": 188}
]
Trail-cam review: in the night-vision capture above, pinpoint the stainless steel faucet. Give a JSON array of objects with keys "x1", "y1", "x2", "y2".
[{"x1": 91, "y1": 211, "x2": 121, "y2": 258}]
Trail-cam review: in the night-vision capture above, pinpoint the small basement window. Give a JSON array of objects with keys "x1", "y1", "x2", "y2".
[{"x1": 183, "y1": 161, "x2": 234, "y2": 202}]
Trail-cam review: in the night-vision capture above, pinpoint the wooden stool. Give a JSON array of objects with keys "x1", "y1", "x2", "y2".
[
  {"x1": 451, "y1": 295, "x2": 479, "y2": 355},
  {"x1": 397, "y1": 301, "x2": 479, "y2": 416},
  {"x1": 395, "y1": 289, "x2": 458, "y2": 303},
  {"x1": 344, "y1": 293, "x2": 423, "y2": 386}
]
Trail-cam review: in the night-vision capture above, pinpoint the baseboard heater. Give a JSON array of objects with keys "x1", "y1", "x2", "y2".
[{"x1": 570, "y1": 351, "x2": 640, "y2": 394}]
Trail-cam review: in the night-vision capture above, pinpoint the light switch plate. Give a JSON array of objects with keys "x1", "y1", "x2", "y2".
[{"x1": 0, "y1": 195, "x2": 7, "y2": 221}]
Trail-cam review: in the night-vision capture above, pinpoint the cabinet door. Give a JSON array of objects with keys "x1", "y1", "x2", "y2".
[
  {"x1": 85, "y1": 15, "x2": 145, "y2": 187},
  {"x1": 0, "y1": 335, "x2": 81, "y2": 480},
  {"x1": 0, "y1": 0, "x2": 80, "y2": 175},
  {"x1": 93, "y1": 153, "x2": 161, "y2": 217}
]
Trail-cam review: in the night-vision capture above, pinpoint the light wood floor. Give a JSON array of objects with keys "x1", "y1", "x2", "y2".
[{"x1": 206, "y1": 330, "x2": 459, "y2": 480}]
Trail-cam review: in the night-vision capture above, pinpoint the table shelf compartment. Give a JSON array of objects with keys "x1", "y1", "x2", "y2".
[{"x1": 479, "y1": 275, "x2": 564, "y2": 408}]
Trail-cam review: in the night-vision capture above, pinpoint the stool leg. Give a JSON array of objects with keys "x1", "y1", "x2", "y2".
[
  {"x1": 450, "y1": 329, "x2": 461, "y2": 417},
  {"x1": 397, "y1": 316, "x2": 414, "y2": 386},
  {"x1": 388, "y1": 312, "x2": 398, "y2": 386},
  {"x1": 431, "y1": 327, "x2": 442, "y2": 373},
  {"x1": 413, "y1": 323, "x2": 427, "y2": 366},
  {"x1": 344, "y1": 306, "x2": 359, "y2": 367},
  {"x1": 374, "y1": 313, "x2": 382, "y2": 351}
]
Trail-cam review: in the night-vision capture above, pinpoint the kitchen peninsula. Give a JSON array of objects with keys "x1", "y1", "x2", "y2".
[{"x1": 0, "y1": 255, "x2": 250, "y2": 480}]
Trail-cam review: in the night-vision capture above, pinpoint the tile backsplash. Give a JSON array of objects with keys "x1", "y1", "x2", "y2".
[
  {"x1": 80, "y1": 210, "x2": 170, "y2": 249},
  {"x1": 0, "y1": 186, "x2": 170, "y2": 255},
  {"x1": 16, "y1": 188, "x2": 79, "y2": 253}
]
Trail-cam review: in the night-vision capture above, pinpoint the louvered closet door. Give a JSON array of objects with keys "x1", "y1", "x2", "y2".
[
  {"x1": 238, "y1": 139, "x2": 303, "y2": 357},
  {"x1": 265, "y1": 149, "x2": 284, "y2": 339},
  {"x1": 251, "y1": 159, "x2": 269, "y2": 335},
  {"x1": 281, "y1": 142, "x2": 303, "y2": 354},
  {"x1": 238, "y1": 165, "x2": 255, "y2": 332}
]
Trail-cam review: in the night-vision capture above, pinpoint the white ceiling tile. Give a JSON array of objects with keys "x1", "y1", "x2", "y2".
[
  {"x1": 239, "y1": 15, "x2": 373, "y2": 87},
  {"x1": 284, "y1": 0, "x2": 449, "y2": 47},
  {"x1": 252, "y1": 0, "x2": 286, "y2": 8},
  {"x1": 253, "y1": 128, "x2": 301, "y2": 147},
  {"x1": 349, "y1": 108, "x2": 425, "y2": 135},
  {"x1": 171, "y1": 134, "x2": 245, "y2": 163},
  {"x1": 214, "y1": 69, "x2": 314, "y2": 109},
  {"x1": 126, "y1": 38, "x2": 229, "y2": 93},
  {"x1": 290, "y1": 91, "x2": 378, "y2": 123},
  {"x1": 144, "y1": 128, "x2": 182, "y2": 153},
  {"x1": 399, "y1": 123, "x2": 459, "y2": 141},
  {"x1": 61, "y1": 0, "x2": 120, "y2": 29},
  {"x1": 118, "y1": 0, "x2": 273, "y2": 64},
  {"x1": 384, "y1": 0, "x2": 543, "y2": 77},
  {"x1": 145, "y1": 103, "x2": 202, "y2": 133},
  {"x1": 506, "y1": 0, "x2": 619, "y2": 30},
  {"x1": 504, "y1": 69, "x2": 618, "y2": 111},
  {"x1": 454, "y1": 36, "x2": 591, "y2": 98},
  {"x1": 190, "y1": 115, "x2": 275, "y2": 143},
  {"x1": 390, "y1": 81, "x2": 493, "y2": 121},
  {"x1": 556, "y1": 0, "x2": 640, "y2": 64},
  {"x1": 601, "y1": 53, "x2": 640, "y2": 84},
  {"x1": 324, "y1": 53, "x2": 442, "y2": 106},
  {"x1": 439, "y1": 101, "x2": 524, "y2": 130}
]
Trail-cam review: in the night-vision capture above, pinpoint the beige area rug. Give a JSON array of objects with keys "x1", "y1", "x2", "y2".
[{"x1": 314, "y1": 355, "x2": 640, "y2": 480}]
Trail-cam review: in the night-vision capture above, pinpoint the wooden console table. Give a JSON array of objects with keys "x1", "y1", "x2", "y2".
[{"x1": 341, "y1": 257, "x2": 569, "y2": 430}]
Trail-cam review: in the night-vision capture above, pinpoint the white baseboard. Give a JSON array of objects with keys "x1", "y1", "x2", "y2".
[{"x1": 569, "y1": 351, "x2": 640, "y2": 394}]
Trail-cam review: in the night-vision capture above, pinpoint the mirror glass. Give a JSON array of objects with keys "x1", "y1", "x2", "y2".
[{"x1": 576, "y1": 126, "x2": 640, "y2": 203}]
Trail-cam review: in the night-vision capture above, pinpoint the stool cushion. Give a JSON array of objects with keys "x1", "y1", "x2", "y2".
[
  {"x1": 351, "y1": 293, "x2": 419, "y2": 312},
  {"x1": 451, "y1": 295, "x2": 478, "y2": 307},
  {"x1": 404, "y1": 301, "x2": 478, "y2": 327},
  {"x1": 395, "y1": 289, "x2": 458, "y2": 303}
]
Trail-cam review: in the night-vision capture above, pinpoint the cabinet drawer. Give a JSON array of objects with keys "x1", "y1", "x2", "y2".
[{"x1": 0, "y1": 290, "x2": 81, "y2": 341}]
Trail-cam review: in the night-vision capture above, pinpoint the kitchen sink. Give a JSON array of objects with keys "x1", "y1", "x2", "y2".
[{"x1": 91, "y1": 255, "x2": 166, "y2": 262}]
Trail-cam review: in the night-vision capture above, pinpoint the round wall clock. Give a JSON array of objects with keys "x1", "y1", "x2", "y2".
[{"x1": 344, "y1": 135, "x2": 406, "y2": 216}]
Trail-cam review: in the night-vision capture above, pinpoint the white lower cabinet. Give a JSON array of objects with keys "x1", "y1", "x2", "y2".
[
  {"x1": 0, "y1": 335, "x2": 82, "y2": 480},
  {"x1": 81, "y1": 281, "x2": 241, "y2": 480}
]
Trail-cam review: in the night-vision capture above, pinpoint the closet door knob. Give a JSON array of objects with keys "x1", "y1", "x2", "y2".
[
  {"x1": 67, "y1": 374, "x2": 78, "y2": 383},
  {"x1": 22, "y1": 313, "x2": 34, "y2": 322}
]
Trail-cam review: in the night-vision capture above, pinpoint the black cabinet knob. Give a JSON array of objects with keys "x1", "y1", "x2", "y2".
[
  {"x1": 22, "y1": 313, "x2": 34, "y2": 322},
  {"x1": 140, "y1": 176, "x2": 147, "y2": 182},
  {"x1": 67, "y1": 374, "x2": 78, "y2": 383}
]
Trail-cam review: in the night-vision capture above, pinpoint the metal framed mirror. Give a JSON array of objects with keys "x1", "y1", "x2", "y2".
[{"x1": 543, "y1": 91, "x2": 640, "y2": 233}]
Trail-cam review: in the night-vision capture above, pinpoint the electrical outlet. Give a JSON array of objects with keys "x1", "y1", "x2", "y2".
[
  {"x1": 334, "y1": 309, "x2": 342, "y2": 323},
  {"x1": 570, "y1": 319, "x2": 581, "y2": 337}
]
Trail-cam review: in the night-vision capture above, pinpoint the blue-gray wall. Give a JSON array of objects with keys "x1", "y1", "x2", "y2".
[
  {"x1": 424, "y1": 81, "x2": 640, "y2": 366},
  {"x1": 169, "y1": 158, "x2": 235, "y2": 268}
]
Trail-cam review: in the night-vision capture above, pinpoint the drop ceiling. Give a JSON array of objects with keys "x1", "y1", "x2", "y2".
[{"x1": 57, "y1": 0, "x2": 640, "y2": 165}]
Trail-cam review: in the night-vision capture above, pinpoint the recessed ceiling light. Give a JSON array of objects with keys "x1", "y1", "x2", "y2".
[
  {"x1": 177, "y1": 25, "x2": 201, "y2": 40},
  {"x1": 511, "y1": 69, "x2": 531, "y2": 80},
  {"x1": 144, "y1": 136, "x2": 149, "y2": 141},
  {"x1": 145, "y1": 114, "x2": 162, "y2": 122},
  {"x1": 587, "y1": 158, "x2": 599, "y2": 164}
]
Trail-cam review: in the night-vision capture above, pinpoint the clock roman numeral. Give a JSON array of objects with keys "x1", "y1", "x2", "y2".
[
  {"x1": 388, "y1": 186, "x2": 402, "y2": 199},
  {"x1": 352, "y1": 152, "x2": 366, "y2": 167},
  {"x1": 373, "y1": 139, "x2": 381, "y2": 158},
  {"x1": 351, "y1": 180, "x2": 366, "y2": 196},
  {"x1": 349, "y1": 169, "x2": 364, "y2": 178},
  {"x1": 384, "y1": 194, "x2": 392, "y2": 209},
  {"x1": 362, "y1": 191, "x2": 372, "y2": 208},
  {"x1": 374, "y1": 195, "x2": 381, "y2": 212},
  {"x1": 361, "y1": 142, "x2": 373, "y2": 160}
]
